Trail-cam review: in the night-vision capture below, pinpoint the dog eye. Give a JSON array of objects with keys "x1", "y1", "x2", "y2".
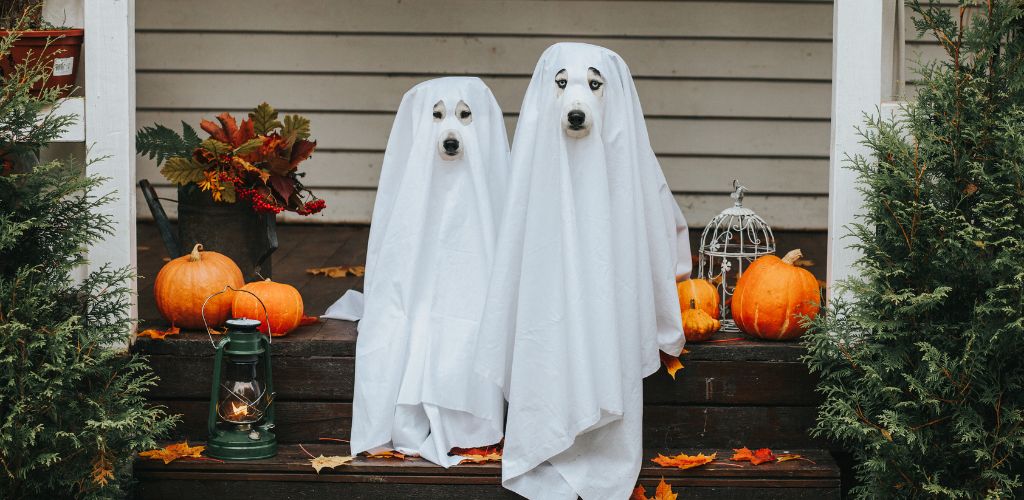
[
  {"x1": 460, "y1": 110, "x2": 471, "y2": 119},
  {"x1": 589, "y1": 80, "x2": 603, "y2": 91},
  {"x1": 556, "y1": 79, "x2": 567, "y2": 89}
]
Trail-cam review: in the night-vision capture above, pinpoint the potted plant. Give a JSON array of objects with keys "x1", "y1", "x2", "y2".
[
  {"x1": 0, "y1": 1, "x2": 84, "y2": 98},
  {"x1": 137, "y1": 103, "x2": 325, "y2": 282}
]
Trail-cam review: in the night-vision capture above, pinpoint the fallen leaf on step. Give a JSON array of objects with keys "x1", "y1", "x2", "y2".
[
  {"x1": 299, "y1": 315, "x2": 319, "y2": 326},
  {"x1": 306, "y1": 265, "x2": 365, "y2": 278},
  {"x1": 136, "y1": 326, "x2": 180, "y2": 340},
  {"x1": 659, "y1": 351, "x2": 684, "y2": 379},
  {"x1": 364, "y1": 450, "x2": 407, "y2": 460},
  {"x1": 777, "y1": 453, "x2": 814, "y2": 464},
  {"x1": 631, "y1": 478, "x2": 678, "y2": 500},
  {"x1": 450, "y1": 442, "x2": 503, "y2": 464},
  {"x1": 139, "y1": 441, "x2": 206, "y2": 464},
  {"x1": 309, "y1": 454, "x2": 353, "y2": 473},
  {"x1": 651, "y1": 452, "x2": 716, "y2": 470},
  {"x1": 731, "y1": 447, "x2": 777, "y2": 465}
]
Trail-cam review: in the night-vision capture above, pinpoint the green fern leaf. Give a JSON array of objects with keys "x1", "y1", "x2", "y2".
[
  {"x1": 136, "y1": 123, "x2": 197, "y2": 166},
  {"x1": 250, "y1": 102, "x2": 282, "y2": 135},
  {"x1": 181, "y1": 121, "x2": 201, "y2": 149},
  {"x1": 160, "y1": 157, "x2": 206, "y2": 185}
]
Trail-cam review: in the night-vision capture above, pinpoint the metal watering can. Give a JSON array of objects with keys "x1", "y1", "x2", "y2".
[{"x1": 139, "y1": 180, "x2": 278, "y2": 282}]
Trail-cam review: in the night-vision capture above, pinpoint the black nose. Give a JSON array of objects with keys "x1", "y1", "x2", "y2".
[
  {"x1": 567, "y1": 110, "x2": 586, "y2": 127},
  {"x1": 443, "y1": 138, "x2": 460, "y2": 153}
]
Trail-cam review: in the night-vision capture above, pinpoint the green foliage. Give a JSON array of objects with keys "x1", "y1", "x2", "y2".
[
  {"x1": 803, "y1": 1, "x2": 1024, "y2": 498},
  {"x1": 0, "y1": 11, "x2": 177, "y2": 498},
  {"x1": 0, "y1": 162, "x2": 178, "y2": 499},
  {"x1": 159, "y1": 156, "x2": 205, "y2": 186},
  {"x1": 0, "y1": 1, "x2": 43, "y2": 30},
  {"x1": 281, "y1": 114, "x2": 311, "y2": 147},
  {"x1": 135, "y1": 121, "x2": 200, "y2": 166},
  {"x1": 0, "y1": 11, "x2": 77, "y2": 169},
  {"x1": 249, "y1": 102, "x2": 282, "y2": 136}
]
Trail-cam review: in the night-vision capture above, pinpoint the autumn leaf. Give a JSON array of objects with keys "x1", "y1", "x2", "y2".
[
  {"x1": 364, "y1": 450, "x2": 407, "y2": 460},
  {"x1": 731, "y1": 447, "x2": 754, "y2": 462},
  {"x1": 160, "y1": 157, "x2": 206, "y2": 185},
  {"x1": 750, "y1": 448, "x2": 777, "y2": 465},
  {"x1": 201, "y1": 112, "x2": 257, "y2": 148},
  {"x1": 777, "y1": 453, "x2": 815, "y2": 464},
  {"x1": 731, "y1": 447, "x2": 777, "y2": 465},
  {"x1": 139, "y1": 441, "x2": 206, "y2": 464},
  {"x1": 631, "y1": 479, "x2": 678, "y2": 500},
  {"x1": 307, "y1": 265, "x2": 365, "y2": 278},
  {"x1": 630, "y1": 485, "x2": 648, "y2": 500},
  {"x1": 309, "y1": 454, "x2": 353, "y2": 473},
  {"x1": 659, "y1": 351, "x2": 684, "y2": 380},
  {"x1": 651, "y1": 452, "x2": 716, "y2": 470},
  {"x1": 451, "y1": 443, "x2": 503, "y2": 464},
  {"x1": 91, "y1": 454, "x2": 114, "y2": 486},
  {"x1": 250, "y1": 102, "x2": 283, "y2": 135},
  {"x1": 137, "y1": 326, "x2": 180, "y2": 340},
  {"x1": 299, "y1": 315, "x2": 319, "y2": 327}
]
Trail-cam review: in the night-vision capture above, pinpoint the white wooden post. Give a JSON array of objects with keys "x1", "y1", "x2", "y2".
[
  {"x1": 84, "y1": 0, "x2": 137, "y2": 323},
  {"x1": 827, "y1": 0, "x2": 898, "y2": 297}
]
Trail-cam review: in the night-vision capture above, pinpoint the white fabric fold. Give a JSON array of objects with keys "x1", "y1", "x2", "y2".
[
  {"x1": 349, "y1": 77, "x2": 509, "y2": 468},
  {"x1": 323, "y1": 289, "x2": 364, "y2": 321},
  {"x1": 474, "y1": 43, "x2": 691, "y2": 499}
]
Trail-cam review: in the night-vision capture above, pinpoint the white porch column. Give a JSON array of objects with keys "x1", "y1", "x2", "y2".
[
  {"x1": 85, "y1": 0, "x2": 137, "y2": 320},
  {"x1": 827, "y1": 0, "x2": 898, "y2": 298}
]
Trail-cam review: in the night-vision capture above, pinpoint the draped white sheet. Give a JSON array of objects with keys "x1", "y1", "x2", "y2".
[
  {"x1": 474, "y1": 43, "x2": 691, "y2": 499},
  {"x1": 347, "y1": 77, "x2": 509, "y2": 468}
]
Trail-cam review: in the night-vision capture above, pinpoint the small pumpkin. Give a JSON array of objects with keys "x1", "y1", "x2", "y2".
[
  {"x1": 731, "y1": 249, "x2": 821, "y2": 340},
  {"x1": 682, "y1": 299, "x2": 721, "y2": 342},
  {"x1": 678, "y1": 278, "x2": 720, "y2": 319},
  {"x1": 231, "y1": 279, "x2": 304, "y2": 336},
  {"x1": 154, "y1": 243, "x2": 244, "y2": 329}
]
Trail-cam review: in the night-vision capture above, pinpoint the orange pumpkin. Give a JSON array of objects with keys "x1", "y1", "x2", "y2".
[
  {"x1": 677, "y1": 278, "x2": 720, "y2": 319},
  {"x1": 231, "y1": 279, "x2": 304, "y2": 336},
  {"x1": 731, "y1": 249, "x2": 821, "y2": 340},
  {"x1": 154, "y1": 244, "x2": 244, "y2": 330}
]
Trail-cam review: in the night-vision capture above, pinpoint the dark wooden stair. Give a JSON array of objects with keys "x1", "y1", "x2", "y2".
[{"x1": 131, "y1": 223, "x2": 839, "y2": 498}]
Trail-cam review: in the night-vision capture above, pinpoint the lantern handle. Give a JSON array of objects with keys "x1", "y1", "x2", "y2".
[{"x1": 201, "y1": 285, "x2": 274, "y2": 350}]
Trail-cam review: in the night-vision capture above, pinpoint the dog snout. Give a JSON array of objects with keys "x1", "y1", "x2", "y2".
[
  {"x1": 567, "y1": 110, "x2": 586, "y2": 127},
  {"x1": 443, "y1": 138, "x2": 460, "y2": 154}
]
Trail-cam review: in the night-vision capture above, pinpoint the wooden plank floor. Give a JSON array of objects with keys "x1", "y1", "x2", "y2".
[{"x1": 136, "y1": 222, "x2": 826, "y2": 325}]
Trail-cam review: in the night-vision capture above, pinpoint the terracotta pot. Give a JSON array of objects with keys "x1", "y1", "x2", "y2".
[{"x1": 0, "y1": 28, "x2": 83, "y2": 97}]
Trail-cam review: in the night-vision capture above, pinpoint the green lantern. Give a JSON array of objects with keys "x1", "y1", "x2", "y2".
[{"x1": 206, "y1": 318, "x2": 277, "y2": 460}]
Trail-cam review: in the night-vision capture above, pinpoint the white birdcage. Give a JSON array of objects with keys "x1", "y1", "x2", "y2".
[{"x1": 698, "y1": 180, "x2": 775, "y2": 332}]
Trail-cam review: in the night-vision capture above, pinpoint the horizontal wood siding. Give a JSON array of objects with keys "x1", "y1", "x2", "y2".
[{"x1": 134, "y1": 0, "x2": 947, "y2": 230}]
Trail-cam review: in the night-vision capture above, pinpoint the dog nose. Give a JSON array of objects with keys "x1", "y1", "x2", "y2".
[
  {"x1": 443, "y1": 138, "x2": 460, "y2": 153},
  {"x1": 567, "y1": 110, "x2": 586, "y2": 127}
]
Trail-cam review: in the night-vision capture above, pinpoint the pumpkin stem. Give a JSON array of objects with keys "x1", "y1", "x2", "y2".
[
  {"x1": 189, "y1": 244, "x2": 203, "y2": 262},
  {"x1": 781, "y1": 249, "x2": 803, "y2": 265}
]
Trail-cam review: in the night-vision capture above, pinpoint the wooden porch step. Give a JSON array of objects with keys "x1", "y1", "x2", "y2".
[
  {"x1": 134, "y1": 443, "x2": 841, "y2": 499},
  {"x1": 134, "y1": 321, "x2": 823, "y2": 448}
]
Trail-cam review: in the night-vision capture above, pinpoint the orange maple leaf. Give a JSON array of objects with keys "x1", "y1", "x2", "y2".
[
  {"x1": 299, "y1": 315, "x2": 319, "y2": 327},
  {"x1": 364, "y1": 450, "x2": 407, "y2": 460},
  {"x1": 659, "y1": 351, "x2": 684, "y2": 380},
  {"x1": 450, "y1": 442, "x2": 503, "y2": 464},
  {"x1": 731, "y1": 447, "x2": 754, "y2": 461},
  {"x1": 137, "y1": 326, "x2": 180, "y2": 340},
  {"x1": 651, "y1": 452, "x2": 716, "y2": 470},
  {"x1": 731, "y1": 447, "x2": 777, "y2": 465},
  {"x1": 631, "y1": 479, "x2": 678, "y2": 500},
  {"x1": 777, "y1": 453, "x2": 814, "y2": 464},
  {"x1": 200, "y1": 112, "x2": 257, "y2": 148},
  {"x1": 750, "y1": 448, "x2": 777, "y2": 465},
  {"x1": 139, "y1": 441, "x2": 206, "y2": 464}
]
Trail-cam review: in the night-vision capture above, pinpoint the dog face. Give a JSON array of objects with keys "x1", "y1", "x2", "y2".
[
  {"x1": 555, "y1": 66, "x2": 605, "y2": 138},
  {"x1": 433, "y1": 99, "x2": 473, "y2": 161}
]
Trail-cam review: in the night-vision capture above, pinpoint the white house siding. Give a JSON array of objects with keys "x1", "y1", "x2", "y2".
[{"x1": 134, "y1": 0, "x2": 946, "y2": 230}]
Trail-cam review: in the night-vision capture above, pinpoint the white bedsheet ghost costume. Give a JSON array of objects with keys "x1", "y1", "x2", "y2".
[
  {"x1": 474, "y1": 43, "x2": 691, "y2": 499},
  {"x1": 346, "y1": 77, "x2": 509, "y2": 467}
]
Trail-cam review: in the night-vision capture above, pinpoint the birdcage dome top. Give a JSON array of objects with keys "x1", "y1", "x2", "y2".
[{"x1": 698, "y1": 181, "x2": 775, "y2": 258}]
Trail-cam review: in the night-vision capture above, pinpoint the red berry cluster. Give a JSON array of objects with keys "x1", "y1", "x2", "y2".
[
  {"x1": 296, "y1": 198, "x2": 326, "y2": 215},
  {"x1": 235, "y1": 185, "x2": 283, "y2": 214}
]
